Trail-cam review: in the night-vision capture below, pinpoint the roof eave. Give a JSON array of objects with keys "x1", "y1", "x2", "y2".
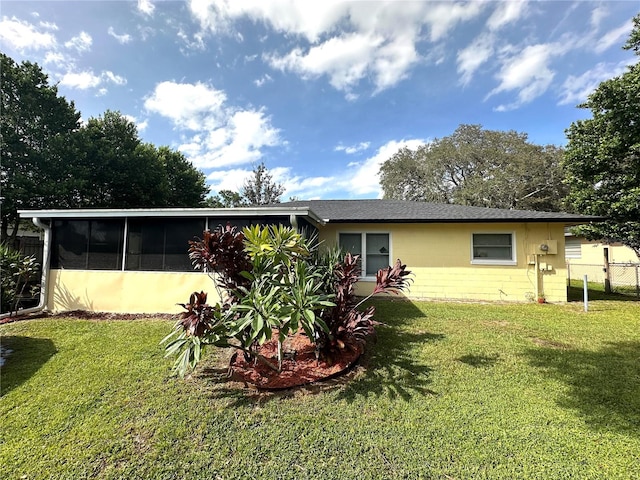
[{"x1": 18, "y1": 207, "x2": 325, "y2": 226}]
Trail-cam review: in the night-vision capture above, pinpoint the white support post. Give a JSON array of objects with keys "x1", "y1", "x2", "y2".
[{"x1": 583, "y1": 274, "x2": 589, "y2": 312}]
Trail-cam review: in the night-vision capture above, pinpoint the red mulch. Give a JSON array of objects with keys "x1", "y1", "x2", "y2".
[{"x1": 230, "y1": 330, "x2": 361, "y2": 390}]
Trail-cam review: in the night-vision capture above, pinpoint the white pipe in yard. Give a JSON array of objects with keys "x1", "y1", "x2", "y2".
[
  {"x1": 0, "y1": 217, "x2": 51, "y2": 319},
  {"x1": 583, "y1": 274, "x2": 589, "y2": 312}
]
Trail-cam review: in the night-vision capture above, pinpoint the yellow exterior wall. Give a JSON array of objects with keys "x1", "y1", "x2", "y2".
[
  {"x1": 318, "y1": 222, "x2": 568, "y2": 303},
  {"x1": 47, "y1": 270, "x2": 220, "y2": 314},
  {"x1": 45, "y1": 221, "x2": 570, "y2": 313}
]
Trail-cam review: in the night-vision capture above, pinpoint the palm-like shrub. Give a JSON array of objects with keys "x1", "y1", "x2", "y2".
[
  {"x1": 0, "y1": 243, "x2": 40, "y2": 315},
  {"x1": 163, "y1": 224, "x2": 412, "y2": 378}
]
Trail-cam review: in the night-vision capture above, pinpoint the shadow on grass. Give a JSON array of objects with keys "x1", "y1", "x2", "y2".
[
  {"x1": 334, "y1": 329, "x2": 443, "y2": 402},
  {"x1": 199, "y1": 299, "x2": 443, "y2": 405},
  {"x1": 457, "y1": 353, "x2": 500, "y2": 368},
  {"x1": 0, "y1": 336, "x2": 57, "y2": 397},
  {"x1": 524, "y1": 341, "x2": 640, "y2": 436},
  {"x1": 335, "y1": 299, "x2": 443, "y2": 402},
  {"x1": 567, "y1": 285, "x2": 639, "y2": 302}
]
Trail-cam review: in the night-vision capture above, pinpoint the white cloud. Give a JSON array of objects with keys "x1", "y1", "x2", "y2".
[
  {"x1": 103, "y1": 71, "x2": 127, "y2": 86},
  {"x1": 38, "y1": 21, "x2": 58, "y2": 31},
  {"x1": 138, "y1": 0, "x2": 155, "y2": 16},
  {"x1": 422, "y1": 2, "x2": 485, "y2": 42},
  {"x1": 335, "y1": 142, "x2": 370, "y2": 155},
  {"x1": 487, "y1": 41, "x2": 574, "y2": 111},
  {"x1": 487, "y1": 0, "x2": 528, "y2": 31},
  {"x1": 59, "y1": 70, "x2": 102, "y2": 89},
  {"x1": 206, "y1": 168, "x2": 252, "y2": 192},
  {"x1": 457, "y1": 33, "x2": 495, "y2": 86},
  {"x1": 177, "y1": 28, "x2": 205, "y2": 51},
  {"x1": 145, "y1": 81, "x2": 282, "y2": 169},
  {"x1": 594, "y1": 20, "x2": 633, "y2": 54},
  {"x1": 456, "y1": 2, "x2": 528, "y2": 87},
  {"x1": 206, "y1": 139, "x2": 425, "y2": 200},
  {"x1": 144, "y1": 81, "x2": 227, "y2": 130},
  {"x1": 0, "y1": 16, "x2": 57, "y2": 51},
  {"x1": 590, "y1": 5, "x2": 609, "y2": 30},
  {"x1": 108, "y1": 26, "x2": 132, "y2": 44},
  {"x1": 43, "y1": 51, "x2": 67, "y2": 67},
  {"x1": 254, "y1": 74, "x2": 273, "y2": 87},
  {"x1": 338, "y1": 139, "x2": 426, "y2": 197},
  {"x1": 558, "y1": 60, "x2": 632, "y2": 106},
  {"x1": 64, "y1": 31, "x2": 92, "y2": 53},
  {"x1": 267, "y1": 32, "x2": 383, "y2": 91},
  {"x1": 58, "y1": 69, "x2": 127, "y2": 91},
  {"x1": 123, "y1": 114, "x2": 149, "y2": 132},
  {"x1": 188, "y1": 1, "x2": 485, "y2": 95}
]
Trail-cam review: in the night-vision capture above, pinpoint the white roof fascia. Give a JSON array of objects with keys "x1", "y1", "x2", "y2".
[{"x1": 19, "y1": 207, "x2": 325, "y2": 226}]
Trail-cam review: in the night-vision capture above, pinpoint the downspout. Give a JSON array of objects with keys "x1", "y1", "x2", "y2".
[
  {"x1": 289, "y1": 214, "x2": 298, "y2": 232},
  {"x1": 0, "y1": 217, "x2": 51, "y2": 318}
]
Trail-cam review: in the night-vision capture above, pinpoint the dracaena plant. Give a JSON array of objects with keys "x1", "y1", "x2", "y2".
[
  {"x1": 164, "y1": 224, "x2": 335, "y2": 376},
  {"x1": 316, "y1": 253, "x2": 412, "y2": 360},
  {"x1": 161, "y1": 291, "x2": 236, "y2": 376},
  {"x1": 234, "y1": 225, "x2": 334, "y2": 371},
  {"x1": 188, "y1": 224, "x2": 253, "y2": 302}
]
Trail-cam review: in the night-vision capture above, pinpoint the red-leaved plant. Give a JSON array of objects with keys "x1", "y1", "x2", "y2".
[
  {"x1": 188, "y1": 224, "x2": 253, "y2": 302},
  {"x1": 317, "y1": 253, "x2": 412, "y2": 359},
  {"x1": 177, "y1": 291, "x2": 214, "y2": 337}
]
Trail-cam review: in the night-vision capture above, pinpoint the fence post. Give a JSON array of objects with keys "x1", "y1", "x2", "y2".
[
  {"x1": 583, "y1": 275, "x2": 589, "y2": 312},
  {"x1": 636, "y1": 265, "x2": 639, "y2": 300}
]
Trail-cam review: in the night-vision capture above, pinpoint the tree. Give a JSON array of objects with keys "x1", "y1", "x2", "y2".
[
  {"x1": 240, "y1": 162, "x2": 285, "y2": 205},
  {"x1": 149, "y1": 145, "x2": 209, "y2": 207},
  {"x1": 563, "y1": 14, "x2": 640, "y2": 259},
  {"x1": 205, "y1": 190, "x2": 248, "y2": 208},
  {"x1": 379, "y1": 124, "x2": 567, "y2": 211},
  {"x1": 75, "y1": 112, "x2": 209, "y2": 208},
  {"x1": 0, "y1": 53, "x2": 81, "y2": 242},
  {"x1": 1, "y1": 54, "x2": 210, "y2": 243}
]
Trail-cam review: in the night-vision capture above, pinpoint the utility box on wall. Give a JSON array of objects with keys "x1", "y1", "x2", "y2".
[{"x1": 528, "y1": 240, "x2": 558, "y2": 255}]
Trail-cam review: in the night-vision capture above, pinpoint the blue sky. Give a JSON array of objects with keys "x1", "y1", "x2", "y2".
[{"x1": 1, "y1": 1, "x2": 637, "y2": 201}]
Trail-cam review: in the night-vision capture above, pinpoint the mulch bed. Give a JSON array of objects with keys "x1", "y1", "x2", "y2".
[
  {"x1": 0, "y1": 310, "x2": 174, "y2": 324},
  {"x1": 230, "y1": 330, "x2": 361, "y2": 390}
]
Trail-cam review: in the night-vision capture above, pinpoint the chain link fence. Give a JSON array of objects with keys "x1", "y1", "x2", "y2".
[{"x1": 567, "y1": 262, "x2": 640, "y2": 299}]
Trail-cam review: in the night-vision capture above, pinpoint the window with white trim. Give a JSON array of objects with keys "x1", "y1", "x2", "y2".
[
  {"x1": 471, "y1": 233, "x2": 516, "y2": 265},
  {"x1": 339, "y1": 232, "x2": 390, "y2": 277}
]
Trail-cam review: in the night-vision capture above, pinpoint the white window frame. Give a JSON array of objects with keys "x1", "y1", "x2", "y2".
[
  {"x1": 470, "y1": 232, "x2": 517, "y2": 266},
  {"x1": 338, "y1": 231, "x2": 392, "y2": 280}
]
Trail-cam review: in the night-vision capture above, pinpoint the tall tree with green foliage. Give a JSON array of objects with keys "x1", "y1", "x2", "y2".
[
  {"x1": 379, "y1": 124, "x2": 567, "y2": 211},
  {"x1": 205, "y1": 190, "x2": 248, "y2": 208},
  {"x1": 0, "y1": 53, "x2": 81, "y2": 242},
  {"x1": 1, "y1": 52, "x2": 210, "y2": 242},
  {"x1": 563, "y1": 15, "x2": 640, "y2": 259},
  {"x1": 240, "y1": 162, "x2": 285, "y2": 205}
]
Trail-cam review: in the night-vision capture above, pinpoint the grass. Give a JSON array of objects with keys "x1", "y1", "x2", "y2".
[
  {"x1": 1, "y1": 299, "x2": 639, "y2": 479},
  {"x1": 567, "y1": 279, "x2": 639, "y2": 301}
]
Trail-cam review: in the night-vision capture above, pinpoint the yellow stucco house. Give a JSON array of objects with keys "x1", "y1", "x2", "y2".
[{"x1": 18, "y1": 200, "x2": 601, "y2": 314}]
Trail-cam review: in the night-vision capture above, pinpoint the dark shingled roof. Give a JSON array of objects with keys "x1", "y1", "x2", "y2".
[{"x1": 277, "y1": 200, "x2": 603, "y2": 224}]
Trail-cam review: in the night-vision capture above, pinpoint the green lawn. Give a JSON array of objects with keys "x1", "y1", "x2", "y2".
[{"x1": 1, "y1": 299, "x2": 639, "y2": 479}]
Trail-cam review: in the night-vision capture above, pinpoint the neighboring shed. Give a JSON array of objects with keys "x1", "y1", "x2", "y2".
[{"x1": 18, "y1": 200, "x2": 601, "y2": 313}]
